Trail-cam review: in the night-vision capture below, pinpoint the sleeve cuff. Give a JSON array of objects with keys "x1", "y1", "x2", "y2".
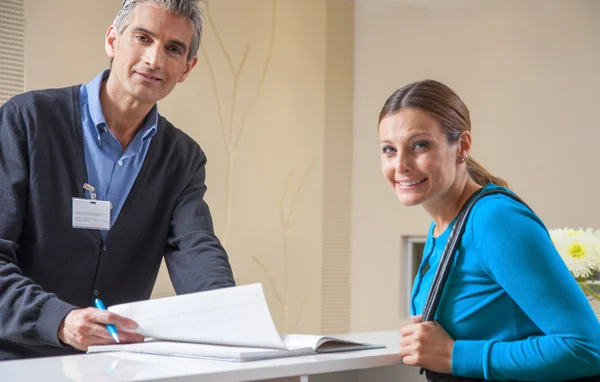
[
  {"x1": 36, "y1": 297, "x2": 77, "y2": 346},
  {"x1": 452, "y1": 339, "x2": 486, "y2": 378}
]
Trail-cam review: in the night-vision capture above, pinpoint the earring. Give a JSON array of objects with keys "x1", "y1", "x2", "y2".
[{"x1": 459, "y1": 157, "x2": 466, "y2": 163}]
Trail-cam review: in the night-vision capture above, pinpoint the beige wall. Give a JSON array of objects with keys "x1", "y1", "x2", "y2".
[
  {"x1": 25, "y1": 0, "x2": 353, "y2": 334},
  {"x1": 351, "y1": 0, "x2": 600, "y2": 331}
]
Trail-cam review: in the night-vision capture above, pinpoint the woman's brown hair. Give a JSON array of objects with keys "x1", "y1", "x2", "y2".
[{"x1": 379, "y1": 79, "x2": 508, "y2": 188}]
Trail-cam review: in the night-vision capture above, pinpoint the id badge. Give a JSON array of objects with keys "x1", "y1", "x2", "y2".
[{"x1": 72, "y1": 198, "x2": 111, "y2": 230}]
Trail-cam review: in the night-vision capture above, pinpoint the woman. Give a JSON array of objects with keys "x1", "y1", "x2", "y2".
[{"x1": 378, "y1": 80, "x2": 600, "y2": 381}]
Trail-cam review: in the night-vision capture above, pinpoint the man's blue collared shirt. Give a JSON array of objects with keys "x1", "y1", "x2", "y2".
[{"x1": 79, "y1": 70, "x2": 157, "y2": 237}]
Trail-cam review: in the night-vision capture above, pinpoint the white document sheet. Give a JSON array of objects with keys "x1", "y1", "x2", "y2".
[{"x1": 108, "y1": 283, "x2": 285, "y2": 349}]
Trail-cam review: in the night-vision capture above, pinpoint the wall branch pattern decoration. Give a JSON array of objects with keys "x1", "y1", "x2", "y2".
[
  {"x1": 253, "y1": 158, "x2": 316, "y2": 332},
  {"x1": 201, "y1": 0, "x2": 278, "y2": 247}
]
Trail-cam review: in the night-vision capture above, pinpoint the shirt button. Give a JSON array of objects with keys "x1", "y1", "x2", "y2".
[
  {"x1": 118, "y1": 160, "x2": 123, "y2": 166},
  {"x1": 103, "y1": 245, "x2": 107, "y2": 252},
  {"x1": 94, "y1": 289, "x2": 99, "y2": 296}
]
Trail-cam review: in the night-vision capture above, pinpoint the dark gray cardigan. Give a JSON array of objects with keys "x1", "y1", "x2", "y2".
[{"x1": 0, "y1": 86, "x2": 235, "y2": 360}]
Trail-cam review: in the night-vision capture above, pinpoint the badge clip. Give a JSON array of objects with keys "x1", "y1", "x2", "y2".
[{"x1": 83, "y1": 183, "x2": 97, "y2": 202}]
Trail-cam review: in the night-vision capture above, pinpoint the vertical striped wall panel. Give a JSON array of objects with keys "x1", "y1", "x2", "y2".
[{"x1": 0, "y1": 0, "x2": 25, "y2": 106}]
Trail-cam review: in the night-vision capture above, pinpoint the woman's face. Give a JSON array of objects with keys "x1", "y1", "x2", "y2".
[{"x1": 379, "y1": 108, "x2": 463, "y2": 207}]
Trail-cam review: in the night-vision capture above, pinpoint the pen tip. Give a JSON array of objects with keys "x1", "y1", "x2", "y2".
[{"x1": 112, "y1": 333, "x2": 120, "y2": 343}]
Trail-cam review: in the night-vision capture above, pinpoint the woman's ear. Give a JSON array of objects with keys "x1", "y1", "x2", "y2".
[{"x1": 457, "y1": 131, "x2": 472, "y2": 163}]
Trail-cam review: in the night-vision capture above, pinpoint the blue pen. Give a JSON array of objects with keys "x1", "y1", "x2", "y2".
[{"x1": 94, "y1": 298, "x2": 120, "y2": 343}]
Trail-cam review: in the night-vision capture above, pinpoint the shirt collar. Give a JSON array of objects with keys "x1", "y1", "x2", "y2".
[
  {"x1": 141, "y1": 108, "x2": 158, "y2": 143},
  {"x1": 84, "y1": 70, "x2": 109, "y2": 136}
]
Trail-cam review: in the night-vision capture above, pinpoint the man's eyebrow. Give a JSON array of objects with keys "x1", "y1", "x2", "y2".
[{"x1": 131, "y1": 26, "x2": 189, "y2": 53}]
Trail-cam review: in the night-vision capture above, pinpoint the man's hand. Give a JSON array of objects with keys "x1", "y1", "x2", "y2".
[
  {"x1": 58, "y1": 308, "x2": 144, "y2": 351},
  {"x1": 399, "y1": 315, "x2": 454, "y2": 374}
]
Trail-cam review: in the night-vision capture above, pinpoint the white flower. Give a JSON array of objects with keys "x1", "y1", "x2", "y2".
[{"x1": 549, "y1": 227, "x2": 600, "y2": 279}]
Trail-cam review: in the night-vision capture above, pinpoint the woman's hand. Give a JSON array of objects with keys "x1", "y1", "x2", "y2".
[{"x1": 399, "y1": 314, "x2": 454, "y2": 374}]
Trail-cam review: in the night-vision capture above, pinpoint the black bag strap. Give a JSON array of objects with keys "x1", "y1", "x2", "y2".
[{"x1": 421, "y1": 188, "x2": 530, "y2": 322}]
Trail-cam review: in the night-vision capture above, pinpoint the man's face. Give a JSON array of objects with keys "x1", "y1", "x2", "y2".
[{"x1": 105, "y1": 3, "x2": 198, "y2": 105}]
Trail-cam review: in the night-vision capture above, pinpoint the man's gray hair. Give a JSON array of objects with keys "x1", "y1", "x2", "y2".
[{"x1": 113, "y1": 0, "x2": 204, "y2": 62}]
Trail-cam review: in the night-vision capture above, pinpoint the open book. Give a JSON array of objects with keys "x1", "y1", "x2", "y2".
[{"x1": 87, "y1": 284, "x2": 384, "y2": 361}]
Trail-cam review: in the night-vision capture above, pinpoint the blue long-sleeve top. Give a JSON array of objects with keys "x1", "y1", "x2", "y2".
[{"x1": 411, "y1": 184, "x2": 600, "y2": 381}]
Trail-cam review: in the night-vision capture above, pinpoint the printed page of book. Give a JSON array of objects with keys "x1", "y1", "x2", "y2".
[
  {"x1": 281, "y1": 334, "x2": 385, "y2": 353},
  {"x1": 108, "y1": 283, "x2": 285, "y2": 349},
  {"x1": 280, "y1": 334, "x2": 325, "y2": 350}
]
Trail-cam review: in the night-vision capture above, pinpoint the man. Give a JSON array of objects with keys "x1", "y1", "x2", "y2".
[{"x1": 0, "y1": 0, "x2": 235, "y2": 360}]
